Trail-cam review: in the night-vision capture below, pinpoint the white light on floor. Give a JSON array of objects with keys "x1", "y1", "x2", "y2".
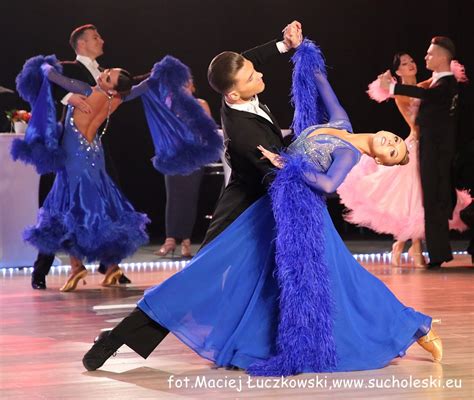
[{"x1": 1, "y1": 251, "x2": 470, "y2": 275}]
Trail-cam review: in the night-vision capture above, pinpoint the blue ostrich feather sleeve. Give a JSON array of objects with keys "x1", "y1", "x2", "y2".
[
  {"x1": 140, "y1": 55, "x2": 223, "y2": 175},
  {"x1": 122, "y1": 79, "x2": 150, "y2": 102},
  {"x1": 11, "y1": 55, "x2": 67, "y2": 174},
  {"x1": 291, "y1": 39, "x2": 353, "y2": 135}
]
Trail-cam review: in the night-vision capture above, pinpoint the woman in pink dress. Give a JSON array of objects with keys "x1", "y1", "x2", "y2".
[{"x1": 337, "y1": 53, "x2": 470, "y2": 267}]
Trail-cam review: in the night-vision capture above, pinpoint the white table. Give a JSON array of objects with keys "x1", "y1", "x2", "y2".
[{"x1": 0, "y1": 134, "x2": 41, "y2": 267}]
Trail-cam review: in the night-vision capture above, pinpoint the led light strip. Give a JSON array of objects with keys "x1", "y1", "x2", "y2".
[
  {"x1": 1, "y1": 251, "x2": 469, "y2": 277},
  {"x1": 1, "y1": 260, "x2": 190, "y2": 276}
]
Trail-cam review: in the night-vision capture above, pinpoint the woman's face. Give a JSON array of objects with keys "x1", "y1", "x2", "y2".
[
  {"x1": 396, "y1": 54, "x2": 417, "y2": 79},
  {"x1": 372, "y1": 131, "x2": 408, "y2": 166},
  {"x1": 97, "y1": 68, "x2": 120, "y2": 93}
]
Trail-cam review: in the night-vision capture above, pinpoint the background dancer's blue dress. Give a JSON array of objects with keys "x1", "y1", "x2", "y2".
[
  {"x1": 23, "y1": 74, "x2": 150, "y2": 266},
  {"x1": 138, "y1": 41, "x2": 432, "y2": 375}
]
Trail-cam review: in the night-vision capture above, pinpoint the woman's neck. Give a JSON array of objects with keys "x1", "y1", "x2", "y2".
[
  {"x1": 94, "y1": 86, "x2": 114, "y2": 99},
  {"x1": 401, "y1": 76, "x2": 417, "y2": 85},
  {"x1": 342, "y1": 133, "x2": 373, "y2": 155}
]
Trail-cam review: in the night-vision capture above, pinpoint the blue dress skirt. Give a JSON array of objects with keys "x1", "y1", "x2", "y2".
[
  {"x1": 138, "y1": 194, "x2": 431, "y2": 373},
  {"x1": 24, "y1": 108, "x2": 149, "y2": 266}
]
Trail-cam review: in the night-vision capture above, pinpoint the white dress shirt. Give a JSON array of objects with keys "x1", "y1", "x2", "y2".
[
  {"x1": 226, "y1": 95, "x2": 273, "y2": 123},
  {"x1": 61, "y1": 55, "x2": 100, "y2": 105}
]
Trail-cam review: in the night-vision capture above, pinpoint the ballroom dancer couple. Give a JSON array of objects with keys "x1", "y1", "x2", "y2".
[
  {"x1": 29, "y1": 24, "x2": 134, "y2": 289},
  {"x1": 13, "y1": 48, "x2": 222, "y2": 291},
  {"x1": 338, "y1": 37, "x2": 471, "y2": 268},
  {"x1": 80, "y1": 22, "x2": 442, "y2": 377}
]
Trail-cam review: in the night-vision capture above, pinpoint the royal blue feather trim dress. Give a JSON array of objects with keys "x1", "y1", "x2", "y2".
[
  {"x1": 24, "y1": 106, "x2": 150, "y2": 266},
  {"x1": 137, "y1": 40, "x2": 432, "y2": 376},
  {"x1": 138, "y1": 130, "x2": 431, "y2": 375}
]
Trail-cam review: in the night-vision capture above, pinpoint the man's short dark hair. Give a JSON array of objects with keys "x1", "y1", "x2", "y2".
[
  {"x1": 431, "y1": 36, "x2": 456, "y2": 60},
  {"x1": 69, "y1": 24, "x2": 97, "y2": 51},
  {"x1": 207, "y1": 51, "x2": 245, "y2": 94}
]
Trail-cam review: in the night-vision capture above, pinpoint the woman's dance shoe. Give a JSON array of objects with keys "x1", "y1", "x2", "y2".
[
  {"x1": 408, "y1": 246, "x2": 427, "y2": 268},
  {"x1": 181, "y1": 239, "x2": 192, "y2": 258},
  {"x1": 155, "y1": 238, "x2": 177, "y2": 257},
  {"x1": 100, "y1": 268, "x2": 124, "y2": 287},
  {"x1": 391, "y1": 241, "x2": 404, "y2": 266},
  {"x1": 60, "y1": 267, "x2": 88, "y2": 292},
  {"x1": 417, "y1": 328, "x2": 443, "y2": 362}
]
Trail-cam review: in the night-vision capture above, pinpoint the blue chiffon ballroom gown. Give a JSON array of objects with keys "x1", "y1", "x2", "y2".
[
  {"x1": 137, "y1": 41, "x2": 433, "y2": 376},
  {"x1": 19, "y1": 67, "x2": 150, "y2": 266},
  {"x1": 12, "y1": 55, "x2": 221, "y2": 267}
]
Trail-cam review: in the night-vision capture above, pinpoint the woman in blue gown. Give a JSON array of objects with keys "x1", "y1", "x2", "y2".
[
  {"x1": 13, "y1": 56, "x2": 221, "y2": 292},
  {"x1": 137, "y1": 41, "x2": 442, "y2": 376},
  {"x1": 19, "y1": 65, "x2": 151, "y2": 291}
]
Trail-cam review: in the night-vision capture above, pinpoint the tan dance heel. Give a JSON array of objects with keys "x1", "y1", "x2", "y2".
[
  {"x1": 181, "y1": 239, "x2": 192, "y2": 258},
  {"x1": 155, "y1": 238, "x2": 177, "y2": 257},
  {"x1": 408, "y1": 247, "x2": 427, "y2": 267},
  {"x1": 60, "y1": 268, "x2": 88, "y2": 292},
  {"x1": 391, "y1": 241, "x2": 404, "y2": 266},
  {"x1": 417, "y1": 328, "x2": 443, "y2": 362},
  {"x1": 101, "y1": 268, "x2": 124, "y2": 287}
]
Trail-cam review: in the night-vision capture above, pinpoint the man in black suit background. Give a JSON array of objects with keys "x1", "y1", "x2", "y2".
[
  {"x1": 82, "y1": 21, "x2": 303, "y2": 371},
  {"x1": 31, "y1": 24, "x2": 131, "y2": 289},
  {"x1": 380, "y1": 37, "x2": 460, "y2": 269}
]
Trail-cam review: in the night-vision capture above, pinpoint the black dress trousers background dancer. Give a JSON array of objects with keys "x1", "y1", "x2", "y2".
[{"x1": 157, "y1": 78, "x2": 212, "y2": 258}]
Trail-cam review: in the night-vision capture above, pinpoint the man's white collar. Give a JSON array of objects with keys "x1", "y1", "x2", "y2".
[{"x1": 76, "y1": 54, "x2": 99, "y2": 68}]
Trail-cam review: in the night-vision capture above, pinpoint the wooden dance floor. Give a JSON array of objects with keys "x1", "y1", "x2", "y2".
[{"x1": 1, "y1": 243, "x2": 473, "y2": 399}]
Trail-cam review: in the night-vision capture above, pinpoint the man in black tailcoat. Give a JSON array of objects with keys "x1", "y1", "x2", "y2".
[
  {"x1": 201, "y1": 22, "x2": 302, "y2": 245},
  {"x1": 81, "y1": 21, "x2": 303, "y2": 371},
  {"x1": 380, "y1": 36, "x2": 460, "y2": 269}
]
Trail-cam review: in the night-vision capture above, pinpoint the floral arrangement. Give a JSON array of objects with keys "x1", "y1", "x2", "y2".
[{"x1": 6, "y1": 109, "x2": 31, "y2": 123}]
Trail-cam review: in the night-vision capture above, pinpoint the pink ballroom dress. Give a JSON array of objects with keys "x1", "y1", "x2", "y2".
[{"x1": 338, "y1": 96, "x2": 471, "y2": 241}]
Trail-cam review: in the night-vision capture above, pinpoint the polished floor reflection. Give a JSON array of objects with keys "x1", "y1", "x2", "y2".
[{"x1": 1, "y1": 242, "x2": 472, "y2": 399}]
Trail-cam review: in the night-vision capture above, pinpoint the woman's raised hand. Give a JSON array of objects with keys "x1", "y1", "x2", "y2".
[{"x1": 258, "y1": 145, "x2": 284, "y2": 169}]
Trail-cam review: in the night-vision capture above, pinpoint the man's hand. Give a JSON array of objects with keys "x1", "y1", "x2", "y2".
[
  {"x1": 378, "y1": 70, "x2": 393, "y2": 90},
  {"x1": 68, "y1": 94, "x2": 92, "y2": 113},
  {"x1": 282, "y1": 20, "x2": 303, "y2": 49}
]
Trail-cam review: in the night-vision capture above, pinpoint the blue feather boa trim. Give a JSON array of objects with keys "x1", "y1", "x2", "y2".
[
  {"x1": 247, "y1": 154, "x2": 337, "y2": 376},
  {"x1": 24, "y1": 208, "x2": 150, "y2": 266},
  {"x1": 16, "y1": 54, "x2": 62, "y2": 106},
  {"x1": 12, "y1": 55, "x2": 65, "y2": 174},
  {"x1": 144, "y1": 56, "x2": 223, "y2": 175},
  {"x1": 10, "y1": 124, "x2": 66, "y2": 174},
  {"x1": 290, "y1": 39, "x2": 327, "y2": 136}
]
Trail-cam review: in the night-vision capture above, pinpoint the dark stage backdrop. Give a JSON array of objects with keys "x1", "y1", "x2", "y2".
[{"x1": 1, "y1": 0, "x2": 473, "y2": 241}]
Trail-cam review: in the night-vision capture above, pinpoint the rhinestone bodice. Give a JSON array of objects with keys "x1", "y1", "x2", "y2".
[
  {"x1": 60, "y1": 107, "x2": 106, "y2": 184},
  {"x1": 289, "y1": 123, "x2": 361, "y2": 173}
]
